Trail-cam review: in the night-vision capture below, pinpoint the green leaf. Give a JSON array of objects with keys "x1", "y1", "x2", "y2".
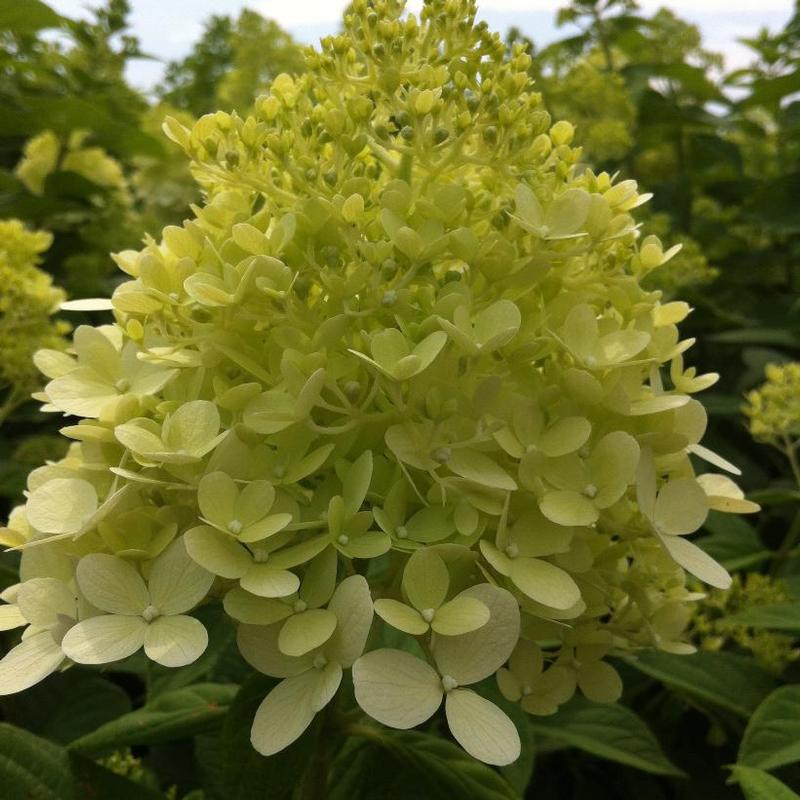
[
  {"x1": 0, "y1": 0, "x2": 62, "y2": 33},
  {"x1": 355, "y1": 727, "x2": 520, "y2": 800},
  {"x1": 625, "y1": 651, "x2": 777, "y2": 718},
  {"x1": 6, "y1": 670, "x2": 131, "y2": 744},
  {"x1": 731, "y1": 766, "x2": 800, "y2": 800},
  {"x1": 0, "y1": 722, "x2": 75, "y2": 800},
  {"x1": 739, "y1": 686, "x2": 800, "y2": 772},
  {"x1": 220, "y1": 673, "x2": 318, "y2": 800},
  {"x1": 725, "y1": 605, "x2": 800, "y2": 634},
  {"x1": 526, "y1": 697, "x2": 683, "y2": 777},
  {"x1": 69, "y1": 683, "x2": 237, "y2": 755}
]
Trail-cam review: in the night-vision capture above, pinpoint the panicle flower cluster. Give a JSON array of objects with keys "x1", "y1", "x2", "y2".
[
  {"x1": 0, "y1": 0, "x2": 758, "y2": 765},
  {"x1": 690, "y1": 573, "x2": 799, "y2": 675},
  {"x1": 0, "y1": 219, "x2": 70, "y2": 415},
  {"x1": 744, "y1": 362, "x2": 800, "y2": 447}
]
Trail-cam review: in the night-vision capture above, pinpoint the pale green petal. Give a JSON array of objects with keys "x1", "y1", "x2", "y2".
[
  {"x1": 0, "y1": 605, "x2": 26, "y2": 631},
  {"x1": 311, "y1": 660, "x2": 343, "y2": 712},
  {"x1": 148, "y1": 537, "x2": 214, "y2": 615},
  {"x1": 578, "y1": 660, "x2": 622, "y2": 703},
  {"x1": 251, "y1": 670, "x2": 319, "y2": 756},
  {"x1": 17, "y1": 578, "x2": 75, "y2": 627},
  {"x1": 636, "y1": 447, "x2": 657, "y2": 519},
  {"x1": 432, "y1": 584, "x2": 520, "y2": 685},
  {"x1": 445, "y1": 688, "x2": 521, "y2": 766},
  {"x1": 341, "y1": 531, "x2": 392, "y2": 559},
  {"x1": 412, "y1": 331, "x2": 448, "y2": 371},
  {"x1": 268, "y1": 534, "x2": 329, "y2": 569},
  {"x1": 447, "y1": 449, "x2": 517, "y2": 491},
  {"x1": 223, "y1": 588, "x2": 293, "y2": 625},
  {"x1": 326, "y1": 575, "x2": 374, "y2": 667},
  {"x1": 563, "y1": 305, "x2": 598, "y2": 359},
  {"x1": 241, "y1": 565, "x2": 300, "y2": 598},
  {"x1": 298, "y1": 548, "x2": 337, "y2": 608},
  {"x1": 27, "y1": 478, "x2": 98, "y2": 536},
  {"x1": 46, "y1": 368, "x2": 117, "y2": 417},
  {"x1": 278, "y1": 609, "x2": 337, "y2": 657},
  {"x1": 374, "y1": 599, "x2": 428, "y2": 635},
  {"x1": 654, "y1": 479, "x2": 709, "y2": 536},
  {"x1": 237, "y1": 623, "x2": 314, "y2": 678},
  {"x1": 162, "y1": 400, "x2": 220, "y2": 455},
  {"x1": 114, "y1": 422, "x2": 164, "y2": 456},
  {"x1": 198, "y1": 471, "x2": 238, "y2": 528},
  {"x1": 590, "y1": 431, "x2": 640, "y2": 506},
  {"x1": 144, "y1": 615, "x2": 208, "y2": 667},
  {"x1": 509, "y1": 557, "x2": 580, "y2": 610},
  {"x1": 61, "y1": 614, "x2": 146, "y2": 665},
  {"x1": 405, "y1": 505, "x2": 454, "y2": 543},
  {"x1": 473, "y1": 300, "x2": 521, "y2": 351},
  {"x1": 539, "y1": 491, "x2": 598, "y2": 526},
  {"x1": 402, "y1": 548, "x2": 449, "y2": 612},
  {"x1": 343, "y1": 451, "x2": 373, "y2": 516},
  {"x1": 236, "y1": 480, "x2": 277, "y2": 526},
  {"x1": 370, "y1": 329, "x2": 409, "y2": 369},
  {"x1": 538, "y1": 417, "x2": 591, "y2": 458},
  {"x1": 352, "y1": 649, "x2": 442, "y2": 728},
  {"x1": 658, "y1": 534, "x2": 731, "y2": 589},
  {"x1": 0, "y1": 631, "x2": 65, "y2": 695},
  {"x1": 432, "y1": 597, "x2": 490, "y2": 636},
  {"x1": 76, "y1": 554, "x2": 148, "y2": 615},
  {"x1": 496, "y1": 668, "x2": 522, "y2": 702},
  {"x1": 239, "y1": 514, "x2": 293, "y2": 543},
  {"x1": 184, "y1": 525, "x2": 251, "y2": 579}
]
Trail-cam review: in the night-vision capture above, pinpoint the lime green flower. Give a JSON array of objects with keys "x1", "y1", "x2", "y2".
[
  {"x1": 61, "y1": 537, "x2": 213, "y2": 667},
  {"x1": 0, "y1": 0, "x2": 757, "y2": 766}
]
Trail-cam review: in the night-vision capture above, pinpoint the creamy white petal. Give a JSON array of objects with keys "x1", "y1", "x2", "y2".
[
  {"x1": 144, "y1": 615, "x2": 208, "y2": 667},
  {"x1": 445, "y1": 688, "x2": 521, "y2": 766},
  {"x1": 61, "y1": 614, "x2": 146, "y2": 664},
  {"x1": 0, "y1": 631, "x2": 64, "y2": 694},
  {"x1": 352, "y1": 648, "x2": 442, "y2": 729}
]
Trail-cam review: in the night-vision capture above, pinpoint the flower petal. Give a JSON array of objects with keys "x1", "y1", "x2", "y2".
[
  {"x1": 326, "y1": 575, "x2": 373, "y2": 667},
  {"x1": 445, "y1": 688, "x2": 521, "y2": 766},
  {"x1": 0, "y1": 631, "x2": 65, "y2": 694},
  {"x1": 352, "y1": 648, "x2": 442, "y2": 729},
  {"x1": 184, "y1": 525, "x2": 251, "y2": 579},
  {"x1": 251, "y1": 670, "x2": 320, "y2": 756},
  {"x1": 61, "y1": 615, "x2": 146, "y2": 664},
  {"x1": 76, "y1": 554, "x2": 149, "y2": 615},
  {"x1": 148, "y1": 536, "x2": 215, "y2": 614},
  {"x1": 237, "y1": 623, "x2": 314, "y2": 678},
  {"x1": 509, "y1": 557, "x2": 580, "y2": 610},
  {"x1": 433, "y1": 584, "x2": 520, "y2": 685},
  {"x1": 432, "y1": 597, "x2": 490, "y2": 636},
  {"x1": 278, "y1": 609, "x2": 338, "y2": 657},
  {"x1": 144, "y1": 614, "x2": 208, "y2": 667}
]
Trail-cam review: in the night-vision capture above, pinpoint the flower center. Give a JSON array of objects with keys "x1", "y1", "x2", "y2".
[
  {"x1": 293, "y1": 599, "x2": 307, "y2": 614},
  {"x1": 421, "y1": 608, "x2": 435, "y2": 623},
  {"x1": 313, "y1": 654, "x2": 328, "y2": 670},
  {"x1": 583, "y1": 483, "x2": 598, "y2": 499},
  {"x1": 142, "y1": 604, "x2": 160, "y2": 622},
  {"x1": 432, "y1": 447, "x2": 451, "y2": 464},
  {"x1": 505, "y1": 543, "x2": 519, "y2": 559},
  {"x1": 228, "y1": 519, "x2": 243, "y2": 534},
  {"x1": 395, "y1": 525, "x2": 408, "y2": 539},
  {"x1": 337, "y1": 534, "x2": 350, "y2": 546},
  {"x1": 441, "y1": 674, "x2": 458, "y2": 693},
  {"x1": 115, "y1": 378, "x2": 130, "y2": 393}
]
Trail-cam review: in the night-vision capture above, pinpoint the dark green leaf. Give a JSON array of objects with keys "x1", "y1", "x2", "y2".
[
  {"x1": 351, "y1": 727, "x2": 520, "y2": 800},
  {"x1": 219, "y1": 672, "x2": 318, "y2": 800},
  {"x1": 69, "y1": 683, "x2": 237, "y2": 755},
  {"x1": 731, "y1": 765, "x2": 800, "y2": 800},
  {"x1": 724, "y1": 604, "x2": 800, "y2": 634},
  {"x1": 0, "y1": 722, "x2": 75, "y2": 800},
  {"x1": 625, "y1": 651, "x2": 777, "y2": 718},
  {"x1": 738, "y1": 687, "x2": 800, "y2": 771},
  {"x1": 526, "y1": 697, "x2": 683, "y2": 777},
  {"x1": 5, "y1": 671, "x2": 131, "y2": 744}
]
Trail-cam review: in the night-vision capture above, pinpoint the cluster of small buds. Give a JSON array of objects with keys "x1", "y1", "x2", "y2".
[{"x1": 0, "y1": 0, "x2": 757, "y2": 766}]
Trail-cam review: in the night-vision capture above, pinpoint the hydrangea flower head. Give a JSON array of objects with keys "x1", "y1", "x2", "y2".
[{"x1": 0, "y1": 0, "x2": 758, "y2": 766}]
